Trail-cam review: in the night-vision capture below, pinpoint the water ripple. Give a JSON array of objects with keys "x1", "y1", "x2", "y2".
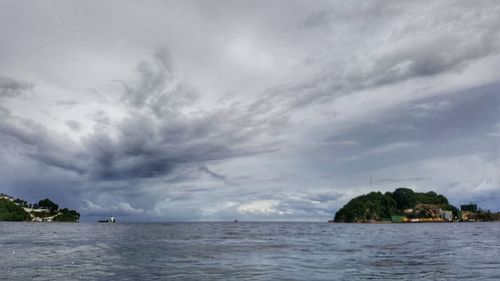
[{"x1": 1, "y1": 222, "x2": 500, "y2": 280}]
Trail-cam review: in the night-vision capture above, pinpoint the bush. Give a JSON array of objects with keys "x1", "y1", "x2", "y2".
[
  {"x1": 53, "y1": 208, "x2": 80, "y2": 222},
  {"x1": 37, "y1": 199, "x2": 59, "y2": 212},
  {"x1": 0, "y1": 199, "x2": 31, "y2": 221}
]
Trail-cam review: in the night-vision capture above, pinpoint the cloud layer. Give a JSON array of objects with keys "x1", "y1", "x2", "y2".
[{"x1": 1, "y1": 1, "x2": 499, "y2": 221}]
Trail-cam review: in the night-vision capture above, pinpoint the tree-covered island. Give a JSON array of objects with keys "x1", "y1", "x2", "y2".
[
  {"x1": 0, "y1": 193, "x2": 80, "y2": 222},
  {"x1": 333, "y1": 188, "x2": 499, "y2": 223}
]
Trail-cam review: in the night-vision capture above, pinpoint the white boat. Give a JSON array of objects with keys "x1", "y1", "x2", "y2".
[{"x1": 98, "y1": 216, "x2": 116, "y2": 223}]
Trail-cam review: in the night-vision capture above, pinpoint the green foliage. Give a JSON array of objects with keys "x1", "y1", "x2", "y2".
[
  {"x1": 390, "y1": 188, "x2": 416, "y2": 210},
  {"x1": 334, "y1": 188, "x2": 455, "y2": 223},
  {"x1": 13, "y1": 198, "x2": 28, "y2": 207},
  {"x1": 413, "y1": 191, "x2": 449, "y2": 205},
  {"x1": 476, "y1": 209, "x2": 500, "y2": 222},
  {"x1": 37, "y1": 198, "x2": 59, "y2": 212},
  {"x1": 334, "y1": 192, "x2": 397, "y2": 222},
  {"x1": 31, "y1": 211, "x2": 57, "y2": 218},
  {"x1": 1, "y1": 194, "x2": 80, "y2": 223},
  {"x1": 53, "y1": 208, "x2": 80, "y2": 222},
  {"x1": 0, "y1": 199, "x2": 31, "y2": 221},
  {"x1": 446, "y1": 204, "x2": 459, "y2": 218}
]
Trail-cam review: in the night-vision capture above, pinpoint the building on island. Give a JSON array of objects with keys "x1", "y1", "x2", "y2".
[
  {"x1": 460, "y1": 204, "x2": 477, "y2": 212},
  {"x1": 441, "y1": 210, "x2": 453, "y2": 221},
  {"x1": 460, "y1": 203, "x2": 478, "y2": 221}
]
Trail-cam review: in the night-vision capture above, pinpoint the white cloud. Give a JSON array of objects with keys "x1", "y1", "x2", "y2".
[
  {"x1": 82, "y1": 200, "x2": 144, "y2": 216},
  {"x1": 237, "y1": 200, "x2": 285, "y2": 215}
]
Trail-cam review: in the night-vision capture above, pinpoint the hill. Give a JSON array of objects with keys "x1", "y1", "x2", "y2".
[
  {"x1": 0, "y1": 194, "x2": 80, "y2": 222},
  {"x1": 333, "y1": 188, "x2": 457, "y2": 223},
  {"x1": 0, "y1": 198, "x2": 31, "y2": 221}
]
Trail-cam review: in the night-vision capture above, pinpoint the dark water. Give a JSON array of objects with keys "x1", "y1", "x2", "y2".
[{"x1": 1, "y1": 222, "x2": 500, "y2": 280}]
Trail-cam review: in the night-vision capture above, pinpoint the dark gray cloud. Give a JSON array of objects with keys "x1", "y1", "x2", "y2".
[
  {"x1": 0, "y1": 76, "x2": 32, "y2": 99},
  {"x1": 376, "y1": 177, "x2": 431, "y2": 184},
  {"x1": 308, "y1": 81, "x2": 500, "y2": 178},
  {"x1": 0, "y1": 113, "x2": 85, "y2": 174},
  {"x1": 0, "y1": 50, "x2": 285, "y2": 183},
  {"x1": 264, "y1": 29, "x2": 500, "y2": 112},
  {"x1": 276, "y1": 2, "x2": 500, "y2": 111},
  {"x1": 119, "y1": 50, "x2": 176, "y2": 111},
  {"x1": 54, "y1": 100, "x2": 79, "y2": 106},
  {"x1": 199, "y1": 165, "x2": 227, "y2": 181},
  {"x1": 65, "y1": 120, "x2": 82, "y2": 132}
]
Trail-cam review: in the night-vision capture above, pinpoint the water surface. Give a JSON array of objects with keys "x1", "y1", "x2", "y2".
[{"x1": 1, "y1": 222, "x2": 500, "y2": 280}]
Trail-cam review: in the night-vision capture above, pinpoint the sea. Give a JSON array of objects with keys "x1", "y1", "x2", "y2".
[{"x1": 1, "y1": 222, "x2": 500, "y2": 280}]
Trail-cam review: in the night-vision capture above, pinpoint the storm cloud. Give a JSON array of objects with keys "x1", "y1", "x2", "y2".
[{"x1": 1, "y1": 50, "x2": 284, "y2": 182}]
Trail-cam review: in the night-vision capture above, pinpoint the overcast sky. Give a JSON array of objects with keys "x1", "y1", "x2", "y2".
[{"x1": 1, "y1": 1, "x2": 499, "y2": 221}]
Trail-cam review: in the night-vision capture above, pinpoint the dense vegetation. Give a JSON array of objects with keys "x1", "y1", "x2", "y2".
[
  {"x1": 334, "y1": 188, "x2": 456, "y2": 223},
  {"x1": 0, "y1": 196, "x2": 80, "y2": 222},
  {"x1": 476, "y1": 210, "x2": 500, "y2": 222},
  {"x1": 333, "y1": 191, "x2": 397, "y2": 222},
  {"x1": 53, "y1": 208, "x2": 80, "y2": 222},
  {"x1": 36, "y1": 198, "x2": 59, "y2": 212},
  {"x1": 0, "y1": 199, "x2": 31, "y2": 221}
]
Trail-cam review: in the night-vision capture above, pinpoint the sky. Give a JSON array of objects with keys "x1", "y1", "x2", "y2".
[{"x1": 0, "y1": 1, "x2": 499, "y2": 222}]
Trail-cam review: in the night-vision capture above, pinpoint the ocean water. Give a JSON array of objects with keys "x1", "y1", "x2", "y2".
[{"x1": 1, "y1": 222, "x2": 500, "y2": 280}]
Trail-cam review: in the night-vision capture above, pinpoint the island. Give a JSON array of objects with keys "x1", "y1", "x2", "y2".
[
  {"x1": 0, "y1": 193, "x2": 80, "y2": 222},
  {"x1": 332, "y1": 188, "x2": 500, "y2": 223}
]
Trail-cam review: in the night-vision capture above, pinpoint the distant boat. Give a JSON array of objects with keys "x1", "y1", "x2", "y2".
[{"x1": 99, "y1": 216, "x2": 116, "y2": 223}]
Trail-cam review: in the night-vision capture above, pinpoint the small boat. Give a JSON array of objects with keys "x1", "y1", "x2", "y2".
[{"x1": 98, "y1": 216, "x2": 116, "y2": 223}]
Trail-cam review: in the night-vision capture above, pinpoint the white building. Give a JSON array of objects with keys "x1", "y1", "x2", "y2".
[{"x1": 441, "y1": 210, "x2": 453, "y2": 221}]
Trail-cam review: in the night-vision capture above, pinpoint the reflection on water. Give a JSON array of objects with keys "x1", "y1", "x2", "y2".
[{"x1": 1, "y1": 222, "x2": 500, "y2": 280}]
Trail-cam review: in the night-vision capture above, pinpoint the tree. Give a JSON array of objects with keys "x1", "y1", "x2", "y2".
[
  {"x1": 391, "y1": 188, "x2": 416, "y2": 210},
  {"x1": 0, "y1": 199, "x2": 31, "y2": 221},
  {"x1": 37, "y1": 199, "x2": 59, "y2": 212},
  {"x1": 14, "y1": 199, "x2": 28, "y2": 207},
  {"x1": 53, "y1": 208, "x2": 80, "y2": 222},
  {"x1": 334, "y1": 191, "x2": 397, "y2": 222}
]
